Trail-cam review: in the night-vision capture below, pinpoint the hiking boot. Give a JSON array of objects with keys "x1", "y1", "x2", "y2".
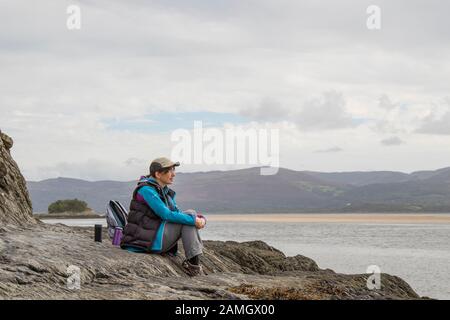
[{"x1": 181, "y1": 259, "x2": 204, "y2": 277}]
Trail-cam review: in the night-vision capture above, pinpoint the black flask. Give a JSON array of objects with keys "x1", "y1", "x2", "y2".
[{"x1": 94, "y1": 224, "x2": 102, "y2": 242}]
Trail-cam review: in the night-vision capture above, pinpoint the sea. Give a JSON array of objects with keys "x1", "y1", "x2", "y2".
[{"x1": 43, "y1": 216, "x2": 450, "y2": 300}]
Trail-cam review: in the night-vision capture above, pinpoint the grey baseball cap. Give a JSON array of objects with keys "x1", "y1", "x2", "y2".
[{"x1": 149, "y1": 157, "x2": 180, "y2": 175}]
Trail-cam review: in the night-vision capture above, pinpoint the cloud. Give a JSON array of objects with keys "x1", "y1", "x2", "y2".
[
  {"x1": 30, "y1": 159, "x2": 142, "y2": 182},
  {"x1": 295, "y1": 91, "x2": 355, "y2": 130},
  {"x1": 239, "y1": 97, "x2": 289, "y2": 122},
  {"x1": 314, "y1": 147, "x2": 343, "y2": 153},
  {"x1": 416, "y1": 111, "x2": 450, "y2": 135},
  {"x1": 104, "y1": 112, "x2": 247, "y2": 133},
  {"x1": 240, "y1": 91, "x2": 356, "y2": 131},
  {"x1": 1, "y1": 0, "x2": 450, "y2": 179},
  {"x1": 378, "y1": 94, "x2": 398, "y2": 110},
  {"x1": 124, "y1": 157, "x2": 147, "y2": 167},
  {"x1": 370, "y1": 94, "x2": 441, "y2": 136},
  {"x1": 380, "y1": 136, "x2": 405, "y2": 146},
  {"x1": 415, "y1": 98, "x2": 450, "y2": 135}
]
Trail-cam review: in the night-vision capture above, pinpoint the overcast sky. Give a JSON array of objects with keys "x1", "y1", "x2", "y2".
[{"x1": 1, "y1": 0, "x2": 450, "y2": 181}]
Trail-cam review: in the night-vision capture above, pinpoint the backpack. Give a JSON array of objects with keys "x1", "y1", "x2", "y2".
[{"x1": 106, "y1": 200, "x2": 129, "y2": 239}]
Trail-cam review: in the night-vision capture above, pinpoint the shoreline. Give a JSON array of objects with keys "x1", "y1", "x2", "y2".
[
  {"x1": 35, "y1": 213, "x2": 450, "y2": 224},
  {"x1": 205, "y1": 213, "x2": 450, "y2": 224},
  {"x1": 35, "y1": 215, "x2": 103, "y2": 219}
]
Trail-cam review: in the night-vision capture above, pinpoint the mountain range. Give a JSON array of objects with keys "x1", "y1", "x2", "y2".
[{"x1": 27, "y1": 166, "x2": 450, "y2": 214}]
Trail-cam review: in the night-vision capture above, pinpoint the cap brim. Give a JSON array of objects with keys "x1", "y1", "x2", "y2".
[{"x1": 163, "y1": 161, "x2": 180, "y2": 169}]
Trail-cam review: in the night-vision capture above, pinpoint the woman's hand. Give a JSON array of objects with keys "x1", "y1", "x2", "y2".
[{"x1": 195, "y1": 216, "x2": 206, "y2": 229}]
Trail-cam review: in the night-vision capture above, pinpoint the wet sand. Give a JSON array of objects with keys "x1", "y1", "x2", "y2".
[{"x1": 205, "y1": 213, "x2": 450, "y2": 224}]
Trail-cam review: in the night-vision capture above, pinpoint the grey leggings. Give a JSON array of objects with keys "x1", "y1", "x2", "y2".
[{"x1": 161, "y1": 222, "x2": 203, "y2": 259}]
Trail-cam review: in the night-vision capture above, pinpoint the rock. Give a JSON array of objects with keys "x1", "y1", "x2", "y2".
[
  {"x1": 204, "y1": 240, "x2": 320, "y2": 274},
  {"x1": 0, "y1": 130, "x2": 36, "y2": 226},
  {"x1": 0, "y1": 131, "x2": 13, "y2": 151},
  {"x1": 0, "y1": 223, "x2": 422, "y2": 300}
]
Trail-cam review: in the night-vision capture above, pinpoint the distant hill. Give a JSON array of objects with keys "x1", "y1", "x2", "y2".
[
  {"x1": 304, "y1": 171, "x2": 413, "y2": 186},
  {"x1": 27, "y1": 178, "x2": 135, "y2": 215},
  {"x1": 27, "y1": 167, "x2": 450, "y2": 214}
]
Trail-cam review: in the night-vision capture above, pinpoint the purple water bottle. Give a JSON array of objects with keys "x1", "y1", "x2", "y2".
[{"x1": 112, "y1": 227, "x2": 123, "y2": 246}]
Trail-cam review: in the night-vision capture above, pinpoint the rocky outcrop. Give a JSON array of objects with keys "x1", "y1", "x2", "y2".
[
  {"x1": 0, "y1": 131, "x2": 35, "y2": 226},
  {"x1": 0, "y1": 131, "x2": 423, "y2": 300}
]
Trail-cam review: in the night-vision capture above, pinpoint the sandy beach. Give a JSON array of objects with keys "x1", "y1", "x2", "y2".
[{"x1": 205, "y1": 213, "x2": 450, "y2": 224}]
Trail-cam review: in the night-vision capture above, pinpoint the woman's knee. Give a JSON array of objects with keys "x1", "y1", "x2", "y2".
[{"x1": 182, "y1": 224, "x2": 197, "y2": 231}]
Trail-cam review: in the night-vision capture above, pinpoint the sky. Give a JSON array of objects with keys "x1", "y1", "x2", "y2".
[{"x1": 1, "y1": 0, "x2": 450, "y2": 181}]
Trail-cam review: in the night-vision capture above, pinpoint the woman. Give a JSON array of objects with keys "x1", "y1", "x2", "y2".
[{"x1": 120, "y1": 157, "x2": 206, "y2": 276}]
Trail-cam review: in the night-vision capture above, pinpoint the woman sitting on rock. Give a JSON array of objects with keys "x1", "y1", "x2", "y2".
[{"x1": 120, "y1": 157, "x2": 206, "y2": 276}]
